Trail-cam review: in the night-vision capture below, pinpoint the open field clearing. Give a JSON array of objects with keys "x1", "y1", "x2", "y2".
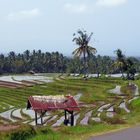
[{"x1": 0, "y1": 74, "x2": 140, "y2": 140}]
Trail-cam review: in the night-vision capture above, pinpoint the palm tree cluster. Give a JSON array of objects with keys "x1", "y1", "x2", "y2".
[
  {"x1": 113, "y1": 49, "x2": 126, "y2": 78},
  {"x1": 113, "y1": 49, "x2": 138, "y2": 80},
  {"x1": 0, "y1": 50, "x2": 67, "y2": 74},
  {"x1": 72, "y1": 30, "x2": 139, "y2": 79},
  {"x1": 0, "y1": 49, "x2": 139, "y2": 76}
]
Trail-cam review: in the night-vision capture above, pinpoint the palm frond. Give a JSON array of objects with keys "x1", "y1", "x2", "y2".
[
  {"x1": 88, "y1": 46, "x2": 97, "y2": 54},
  {"x1": 72, "y1": 48, "x2": 83, "y2": 58},
  {"x1": 87, "y1": 32, "x2": 93, "y2": 42},
  {"x1": 72, "y1": 30, "x2": 97, "y2": 62}
]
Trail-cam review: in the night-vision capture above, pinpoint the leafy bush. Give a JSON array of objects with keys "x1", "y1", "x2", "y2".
[
  {"x1": 128, "y1": 97, "x2": 140, "y2": 111},
  {"x1": 135, "y1": 73, "x2": 140, "y2": 80},
  {"x1": 10, "y1": 126, "x2": 36, "y2": 140}
]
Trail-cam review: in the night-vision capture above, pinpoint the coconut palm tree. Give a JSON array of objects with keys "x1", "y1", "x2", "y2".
[
  {"x1": 72, "y1": 29, "x2": 97, "y2": 75},
  {"x1": 113, "y1": 49, "x2": 126, "y2": 78},
  {"x1": 125, "y1": 58, "x2": 136, "y2": 80}
]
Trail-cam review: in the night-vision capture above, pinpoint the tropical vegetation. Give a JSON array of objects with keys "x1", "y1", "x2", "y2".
[
  {"x1": 0, "y1": 49, "x2": 140, "y2": 76},
  {"x1": 113, "y1": 49, "x2": 138, "y2": 80}
]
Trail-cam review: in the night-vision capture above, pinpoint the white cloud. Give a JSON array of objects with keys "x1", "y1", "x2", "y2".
[
  {"x1": 7, "y1": 8, "x2": 41, "y2": 21},
  {"x1": 64, "y1": 3, "x2": 89, "y2": 13},
  {"x1": 96, "y1": 0, "x2": 127, "y2": 7}
]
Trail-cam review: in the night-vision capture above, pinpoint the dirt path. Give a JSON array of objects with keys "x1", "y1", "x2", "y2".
[
  {"x1": 88, "y1": 125, "x2": 140, "y2": 140},
  {"x1": 0, "y1": 125, "x2": 19, "y2": 131}
]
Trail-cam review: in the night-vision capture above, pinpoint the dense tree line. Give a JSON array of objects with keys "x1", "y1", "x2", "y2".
[
  {"x1": 1, "y1": 29, "x2": 139, "y2": 79},
  {"x1": 0, "y1": 50, "x2": 67, "y2": 74},
  {"x1": 0, "y1": 50, "x2": 140, "y2": 76}
]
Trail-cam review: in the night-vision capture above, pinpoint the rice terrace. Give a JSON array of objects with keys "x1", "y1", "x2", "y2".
[{"x1": 0, "y1": 72, "x2": 140, "y2": 140}]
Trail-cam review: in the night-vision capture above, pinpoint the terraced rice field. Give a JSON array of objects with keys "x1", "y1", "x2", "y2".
[
  {"x1": 0, "y1": 75, "x2": 139, "y2": 129},
  {"x1": 0, "y1": 75, "x2": 53, "y2": 89}
]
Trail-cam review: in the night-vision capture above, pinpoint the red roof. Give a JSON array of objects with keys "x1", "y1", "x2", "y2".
[{"x1": 27, "y1": 95, "x2": 79, "y2": 111}]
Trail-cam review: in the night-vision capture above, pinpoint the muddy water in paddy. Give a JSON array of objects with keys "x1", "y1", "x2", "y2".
[
  {"x1": 80, "y1": 111, "x2": 92, "y2": 125},
  {"x1": 12, "y1": 109, "x2": 23, "y2": 119},
  {"x1": 108, "y1": 85, "x2": 122, "y2": 95},
  {"x1": 29, "y1": 116, "x2": 50, "y2": 126},
  {"x1": 45, "y1": 115, "x2": 58, "y2": 125},
  {"x1": 129, "y1": 85, "x2": 139, "y2": 103},
  {"x1": 119, "y1": 101, "x2": 130, "y2": 113},
  {"x1": 0, "y1": 75, "x2": 53, "y2": 84},
  {"x1": 0, "y1": 108, "x2": 17, "y2": 122},
  {"x1": 22, "y1": 108, "x2": 35, "y2": 119},
  {"x1": 52, "y1": 116, "x2": 65, "y2": 127},
  {"x1": 98, "y1": 104, "x2": 111, "y2": 112}
]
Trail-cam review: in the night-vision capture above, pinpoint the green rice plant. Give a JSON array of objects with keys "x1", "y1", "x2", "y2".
[{"x1": 128, "y1": 97, "x2": 140, "y2": 111}]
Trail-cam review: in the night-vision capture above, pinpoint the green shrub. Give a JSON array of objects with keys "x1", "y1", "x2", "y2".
[
  {"x1": 135, "y1": 74, "x2": 140, "y2": 80},
  {"x1": 10, "y1": 126, "x2": 36, "y2": 140},
  {"x1": 128, "y1": 97, "x2": 140, "y2": 111}
]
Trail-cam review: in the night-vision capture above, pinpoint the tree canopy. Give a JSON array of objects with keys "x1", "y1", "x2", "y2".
[{"x1": 0, "y1": 50, "x2": 139, "y2": 77}]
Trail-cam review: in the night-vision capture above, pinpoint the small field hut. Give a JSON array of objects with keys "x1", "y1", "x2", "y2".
[{"x1": 27, "y1": 95, "x2": 79, "y2": 126}]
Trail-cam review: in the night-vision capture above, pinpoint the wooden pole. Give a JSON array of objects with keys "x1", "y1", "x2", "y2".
[
  {"x1": 41, "y1": 110, "x2": 43, "y2": 125},
  {"x1": 64, "y1": 110, "x2": 68, "y2": 125},
  {"x1": 35, "y1": 111, "x2": 37, "y2": 125},
  {"x1": 65, "y1": 110, "x2": 67, "y2": 120},
  {"x1": 71, "y1": 111, "x2": 74, "y2": 126}
]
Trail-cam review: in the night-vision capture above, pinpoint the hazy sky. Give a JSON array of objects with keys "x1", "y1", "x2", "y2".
[{"x1": 0, "y1": 0, "x2": 140, "y2": 56}]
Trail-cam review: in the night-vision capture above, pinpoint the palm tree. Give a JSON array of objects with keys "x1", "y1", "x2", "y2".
[
  {"x1": 113, "y1": 49, "x2": 126, "y2": 78},
  {"x1": 125, "y1": 58, "x2": 136, "y2": 80},
  {"x1": 72, "y1": 29, "x2": 97, "y2": 75}
]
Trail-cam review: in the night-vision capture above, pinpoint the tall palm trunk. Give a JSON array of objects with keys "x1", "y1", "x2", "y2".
[
  {"x1": 83, "y1": 50, "x2": 86, "y2": 75},
  {"x1": 120, "y1": 66, "x2": 124, "y2": 78}
]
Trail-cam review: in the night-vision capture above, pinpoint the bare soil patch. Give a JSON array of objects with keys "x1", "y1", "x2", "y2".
[{"x1": 0, "y1": 125, "x2": 19, "y2": 131}]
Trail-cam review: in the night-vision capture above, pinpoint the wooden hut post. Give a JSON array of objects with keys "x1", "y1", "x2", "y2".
[
  {"x1": 64, "y1": 110, "x2": 68, "y2": 125},
  {"x1": 41, "y1": 110, "x2": 43, "y2": 125},
  {"x1": 71, "y1": 111, "x2": 74, "y2": 126},
  {"x1": 64, "y1": 110, "x2": 67, "y2": 120},
  {"x1": 35, "y1": 111, "x2": 37, "y2": 125}
]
